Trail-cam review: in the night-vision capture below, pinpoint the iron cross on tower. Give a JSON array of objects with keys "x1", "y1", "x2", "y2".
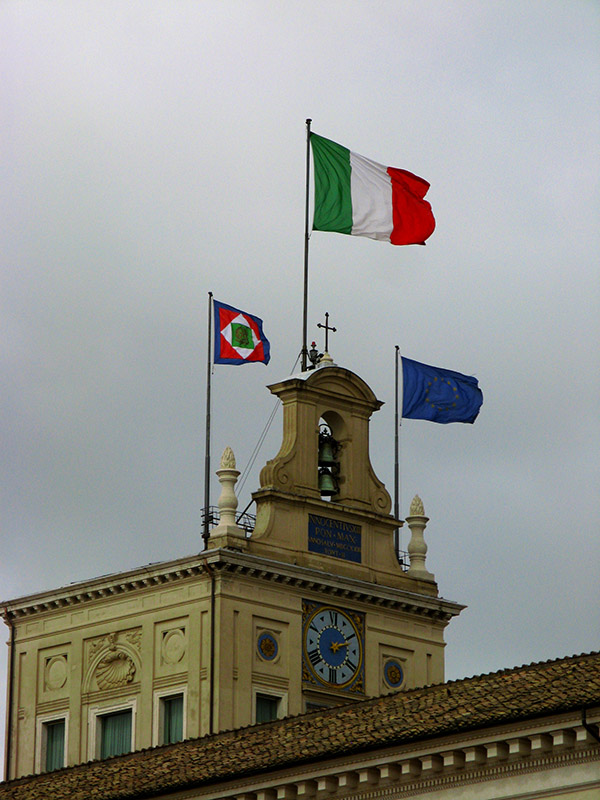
[{"x1": 317, "y1": 312, "x2": 337, "y2": 353}]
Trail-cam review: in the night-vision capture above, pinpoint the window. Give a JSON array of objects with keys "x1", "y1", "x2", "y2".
[
  {"x1": 36, "y1": 713, "x2": 68, "y2": 774},
  {"x1": 256, "y1": 693, "x2": 279, "y2": 723},
  {"x1": 88, "y1": 700, "x2": 136, "y2": 762},
  {"x1": 100, "y1": 709, "x2": 132, "y2": 759},
  {"x1": 44, "y1": 719, "x2": 65, "y2": 771},
  {"x1": 161, "y1": 694, "x2": 184, "y2": 744},
  {"x1": 153, "y1": 688, "x2": 187, "y2": 746},
  {"x1": 252, "y1": 686, "x2": 287, "y2": 724}
]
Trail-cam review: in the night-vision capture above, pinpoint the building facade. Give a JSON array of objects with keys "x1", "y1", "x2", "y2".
[{"x1": 2, "y1": 362, "x2": 463, "y2": 779}]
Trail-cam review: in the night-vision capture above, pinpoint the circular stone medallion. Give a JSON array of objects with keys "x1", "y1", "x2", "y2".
[
  {"x1": 162, "y1": 629, "x2": 186, "y2": 665},
  {"x1": 45, "y1": 656, "x2": 68, "y2": 690}
]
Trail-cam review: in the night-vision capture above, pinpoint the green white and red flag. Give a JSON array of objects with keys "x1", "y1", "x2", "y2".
[
  {"x1": 213, "y1": 299, "x2": 270, "y2": 365},
  {"x1": 310, "y1": 133, "x2": 435, "y2": 246}
]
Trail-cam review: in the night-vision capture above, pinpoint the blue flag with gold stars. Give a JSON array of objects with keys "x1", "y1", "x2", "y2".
[{"x1": 402, "y1": 357, "x2": 483, "y2": 424}]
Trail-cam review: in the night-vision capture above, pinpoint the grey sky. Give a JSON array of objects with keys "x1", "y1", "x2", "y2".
[{"x1": 2, "y1": 0, "x2": 599, "y2": 763}]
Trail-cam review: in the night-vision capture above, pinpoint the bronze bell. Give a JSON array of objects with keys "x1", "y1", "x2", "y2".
[
  {"x1": 318, "y1": 468, "x2": 337, "y2": 497},
  {"x1": 318, "y1": 426, "x2": 338, "y2": 467},
  {"x1": 318, "y1": 438, "x2": 337, "y2": 467}
]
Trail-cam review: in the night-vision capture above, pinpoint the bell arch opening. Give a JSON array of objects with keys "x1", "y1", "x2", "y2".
[{"x1": 317, "y1": 411, "x2": 346, "y2": 501}]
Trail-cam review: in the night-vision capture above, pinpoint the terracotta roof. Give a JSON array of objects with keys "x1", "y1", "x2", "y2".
[{"x1": 1, "y1": 651, "x2": 599, "y2": 800}]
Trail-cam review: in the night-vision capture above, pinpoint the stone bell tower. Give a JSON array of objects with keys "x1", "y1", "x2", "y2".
[{"x1": 248, "y1": 358, "x2": 438, "y2": 596}]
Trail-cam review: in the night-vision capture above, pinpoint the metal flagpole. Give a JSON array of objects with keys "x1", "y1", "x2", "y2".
[
  {"x1": 301, "y1": 118, "x2": 312, "y2": 372},
  {"x1": 394, "y1": 345, "x2": 402, "y2": 556},
  {"x1": 203, "y1": 291, "x2": 213, "y2": 546}
]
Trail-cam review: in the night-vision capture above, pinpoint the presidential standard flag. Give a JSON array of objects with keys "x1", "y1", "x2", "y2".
[
  {"x1": 311, "y1": 133, "x2": 435, "y2": 246},
  {"x1": 213, "y1": 299, "x2": 270, "y2": 365},
  {"x1": 402, "y1": 357, "x2": 483, "y2": 424}
]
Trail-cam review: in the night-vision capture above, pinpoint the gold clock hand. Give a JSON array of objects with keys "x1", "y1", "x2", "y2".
[{"x1": 330, "y1": 640, "x2": 348, "y2": 653}]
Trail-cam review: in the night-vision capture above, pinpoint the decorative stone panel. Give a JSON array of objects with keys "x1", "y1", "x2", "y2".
[
  {"x1": 83, "y1": 629, "x2": 141, "y2": 693},
  {"x1": 45, "y1": 655, "x2": 68, "y2": 691},
  {"x1": 162, "y1": 628, "x2": 187, "y2": 666},
  {"x1": 37, "y1": 646, "x2": 71, "y2": 701},
  {"x1": 154, "y1": 618, "x2": 189, "y2": 677}
]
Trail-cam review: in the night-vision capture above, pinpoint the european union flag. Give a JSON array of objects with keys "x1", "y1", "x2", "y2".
[{"x1": 402, "y1": 357, "x2": 483, "y2": 424}]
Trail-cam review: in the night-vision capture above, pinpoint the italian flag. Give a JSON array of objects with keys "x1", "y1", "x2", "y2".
[{"x1": 311, "y1": 133, "x2": 435, "y2": 246}]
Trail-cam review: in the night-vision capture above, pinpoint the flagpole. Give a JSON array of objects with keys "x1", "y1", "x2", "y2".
[
  {"x1": 203, "y1": 291, "x2": 213, "y2": 546},
  {"x1": 394, "y1": 345, "x2": 402, "y2": 555},
  {"x1": 301, "y1": 118, "x2": 312, "y2": 372}
]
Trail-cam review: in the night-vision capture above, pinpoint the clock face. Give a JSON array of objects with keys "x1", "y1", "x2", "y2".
[{"x1": 303, "y1": 603, "x2": 364, "y2": 690}]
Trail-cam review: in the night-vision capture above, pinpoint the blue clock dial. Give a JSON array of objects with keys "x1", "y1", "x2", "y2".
[{"x1": 303, "y1": 604, "x2": 363, "y2": 689}]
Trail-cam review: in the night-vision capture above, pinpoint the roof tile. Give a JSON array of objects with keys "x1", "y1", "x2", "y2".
[{"x1": 1, "y1": 652, "x2": 599, "y2": 800}]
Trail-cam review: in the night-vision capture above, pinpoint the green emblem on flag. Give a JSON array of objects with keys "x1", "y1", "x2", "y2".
[{"x1": 231, "y1": 323, "x2": 253, "y2": 350}]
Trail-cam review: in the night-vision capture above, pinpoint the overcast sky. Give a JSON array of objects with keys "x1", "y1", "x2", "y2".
[{"x1": 2, "y1": 0, "x2": 599, "y2": 762}]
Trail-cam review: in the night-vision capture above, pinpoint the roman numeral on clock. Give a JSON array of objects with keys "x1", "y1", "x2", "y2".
[{"x1": 308, "y1": 648, "x2": 321, "y2": 667}]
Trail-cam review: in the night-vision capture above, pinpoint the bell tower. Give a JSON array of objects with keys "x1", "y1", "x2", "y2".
[{"x1": 249, "y1": 358, "x2": 437, "y2": 595}]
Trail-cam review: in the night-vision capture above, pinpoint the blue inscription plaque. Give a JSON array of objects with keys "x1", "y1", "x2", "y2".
[{"x1": 307, "y1": 514, "x2": 362, "y2": 563}]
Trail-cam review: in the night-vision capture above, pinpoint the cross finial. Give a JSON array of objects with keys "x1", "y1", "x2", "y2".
[{"x1": 317, "y1": 312, "x2": 337, "y2": 353}]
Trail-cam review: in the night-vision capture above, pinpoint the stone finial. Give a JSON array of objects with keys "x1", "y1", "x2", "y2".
[
  {"x1": 317, "y1": 352, "x2": 336, "y2": 367},
  {"x1": 406, "y1": 494, "x2": 434, "y2": 582},
  {"x1": 220, "y1": 446, "x2": 236, "y2": 469},
  {"x1": 208, "y1": 446, "x2": 247, "y2": 550},
  {"x1": 409, "y1": 494, "x2": 425, "y2": 516}
]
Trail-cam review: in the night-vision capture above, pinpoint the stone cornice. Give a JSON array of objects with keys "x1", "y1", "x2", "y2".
[
  {"x1": 207, "y1": 550, "x2": 464, "y2": 622},
  {"x1": 173, "y1": 713, "x2": 600, "y2": 800},
  {"x1": 2, "y1": 548, "x2": 464, "y2": 623},
  {"x1": 1, "y1": 553, "x2": 207, "y2": 621},
  {"x1": 250, "y1": 488, "x2": 400, "y2": 528}
]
